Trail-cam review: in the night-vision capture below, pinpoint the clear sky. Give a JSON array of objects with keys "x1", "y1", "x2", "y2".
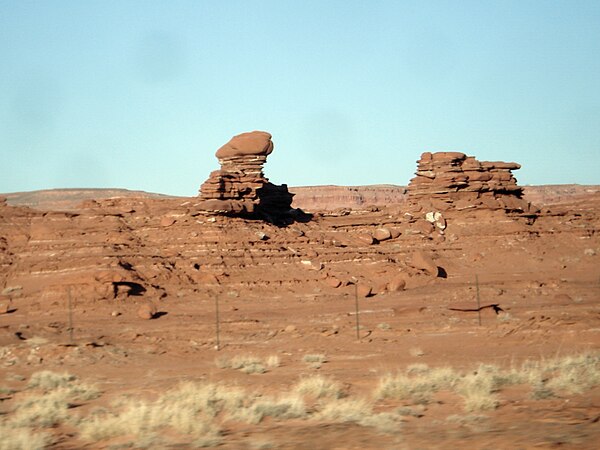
[{"x1": 1, "y1": 0, "x2": 599, "y2": 196}]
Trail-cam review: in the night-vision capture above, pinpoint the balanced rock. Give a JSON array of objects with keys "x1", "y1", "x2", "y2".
[
  {"x1": 196, "y1": 131, "x2": 294, "y2": 220},
  {"x1": 215, "y1": 131, "x2": 274, "y2": 158},
  {"x1": 407, "y1": 152, "x2": 533, "y2": 212}
]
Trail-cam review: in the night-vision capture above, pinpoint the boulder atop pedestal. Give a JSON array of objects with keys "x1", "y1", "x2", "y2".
[{"x1": 195, "y1": 131, "x2": 302, "y2": 223}]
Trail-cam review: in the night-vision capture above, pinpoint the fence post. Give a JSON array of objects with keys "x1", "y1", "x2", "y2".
[
  {"x1": 476, "y1": 274, "x2": 482, "y2": 326},
  {"x1": 354, "y1": 283, "x2": 360, "y2": 340},
  {"x1": 215, "y1": 292, "x2": 221, "y2": 351}
]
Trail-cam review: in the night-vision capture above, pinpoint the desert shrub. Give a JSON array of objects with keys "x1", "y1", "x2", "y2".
[
  {"x1": 530, "y1": 382, "x2": 556, "y2": 400},
  {"x1": 215, "y1": 355, "x2": 280, "y2": 374},
  {"x1": 302, "y1": 354, "x2": 327, "y2": 369},
  {"x1": 317, "y1": 397, "x2": 372, "y2": 423},
  {"x1": 0, "y1": 424, "x2": 49, "y2": 450},
  {"x1": 457, "y1": 372, "x2": 500, "y2": 412},
  {"x1": 78, "y1": 382, "x2": 230, "y2": 446},
  {"x1": 302, "y1": 354, "x2": 327, "y2": 363},
  {"x1": 409, "y1": 347, "x2": 425, "y2": 357},
  {"x1": 316, "y1": 397, "x2": 401, "y2": 433},
  {"x1": 27, "y1": 371, "x2": 76, "y2": 390},
  {"x1": 230, "y1": 356, "x2": 266, "y2": 374},
  {"x1": 358, "y1": 412, "x2": 402, "y2": 433},
  {"x1": 543, "y1": 353, "x2": 600, "y2": 394},
  {"x1": 376, "y1": 366, "x2": 458, "y2": 404},
  {"x1": 232, "y1": 394, "x2": 306, "y2": 424},
  {"x1": 7, "y1": 372, "x2": 99, "y2": 429},
  {"x1": 9, "y1": 389, "x2": 71, "y2": 427},
  {"x1": 395, "y1": 406, "x2": 425, "y2": 417},
  {"x1": 26, "y1": 370, "x2": 99, "y2": 401},
  {"x1": 265, "y1": 355, "x2": 281, "y2": 368},
  {"x1": 293, "y1": 375, "x2": 344, "y2": 399}
]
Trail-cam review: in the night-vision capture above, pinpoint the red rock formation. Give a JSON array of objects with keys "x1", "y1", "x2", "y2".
[
  {"x1": 407, "y1": 152, "x2": 533, "y2": 212},
  {"x1": 196, "y1": 131, "x2": 296, "y2": 221}
]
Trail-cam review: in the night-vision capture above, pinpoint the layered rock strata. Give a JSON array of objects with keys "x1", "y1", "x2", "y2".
[
  {"x1": 408, "y1": 152, "x2": 533, "y2": 212},
  {"x1": 197, "y1": 131, "x2": 295, "y2": 220}
]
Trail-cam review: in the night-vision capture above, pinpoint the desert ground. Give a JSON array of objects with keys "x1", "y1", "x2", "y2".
[{"x1": 0, "y1": 180, "x2": 599, "y2": 449}]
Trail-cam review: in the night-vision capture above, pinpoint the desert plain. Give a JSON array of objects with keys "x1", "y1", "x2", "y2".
[{"x1": 1, "y1": 133, "x2": 599, "y2": 449}]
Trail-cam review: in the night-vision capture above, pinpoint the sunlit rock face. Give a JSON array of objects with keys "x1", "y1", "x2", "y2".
[
  {"x1": 196, "y1": 131, "x2": 295, "y2": 221},
  {"x1": 407, "y1": 152, "x2": 533, "y2": 212}
]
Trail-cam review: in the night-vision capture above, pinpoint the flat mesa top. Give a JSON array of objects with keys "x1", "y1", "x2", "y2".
[{"x1": 215, "y1": 131, "x2": 274, "y2": 158}]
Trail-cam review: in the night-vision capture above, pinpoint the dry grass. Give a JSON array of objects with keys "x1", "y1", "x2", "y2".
[
  {"x1": 8, "y1": 389, "x2": 72, "y2": 427},
  {"x1": 302, "y1": 353, "x2": 327, "y2": 369},
  {"x1": 316, "y1": 397, "x2": 401, "y2": 433},
  {"x1": 1, "y1": 353, "x2": 598, "y2": 448},
  {"x1": 536, "y1": 353, "x2": 600, "y2": 395},
  {"x1": 293, "y1": 375, "x2": 344, "y2": 399},
  {"x1": 457, "y1": 371, "x2": 500, "y2": 412},
  {"x1": 409, "y1": 347, "x2": 425, "y2": 357},
  {"x1": 376, "y1": 365, "x2": 459, "y2": 404},
  {"x1": 317, "y1": 397, "x2": 372, "y2": 423},
  {"x1": 231, "y1": 394, "x2": 306, "y2": 424},
  {"x1": 215, "y1": 354, "x2": 280, "y2": 374},
  {"x1": 265, "y1": 355, "x2": 281, "y2": 368},
  {"x1": 27, "y1": 371, "x2": 76, "y2": 390},
  {"x1": 0, "y1": 424, "x2": 49, "y2": 450},
  {"x1": 374, "y1": 353, "x2": 600, "y2": 412},
  {"x1": 79, "y1": 382, "x2": 234, "y2": 446},
  {"x1": 0, "y1": 371, "x2": 99, "y2": 448},
  {"x1": 8, "y1": 370, "x2": 99, "y2": 428}
]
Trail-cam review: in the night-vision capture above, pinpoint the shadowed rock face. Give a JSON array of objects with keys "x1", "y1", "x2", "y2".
[
  {"x1": 196, "y1": 131, "x2": 302, "y2": 223},
  {"x1": 407, "y1": 152, "x2": 535, "y2": 213}
]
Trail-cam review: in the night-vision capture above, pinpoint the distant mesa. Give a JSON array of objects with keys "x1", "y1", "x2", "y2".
[
  {"x1": 196, "y1": 131, "x2": 309, "y2": 223},
  {"x1": 407, "y1": 152, "x2": 536, "y2": 213}
]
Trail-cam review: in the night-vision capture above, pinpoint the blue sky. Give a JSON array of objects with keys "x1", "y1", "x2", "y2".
[{"x1": 1, "y1": 0, "x2": 599, "y2": 196}]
